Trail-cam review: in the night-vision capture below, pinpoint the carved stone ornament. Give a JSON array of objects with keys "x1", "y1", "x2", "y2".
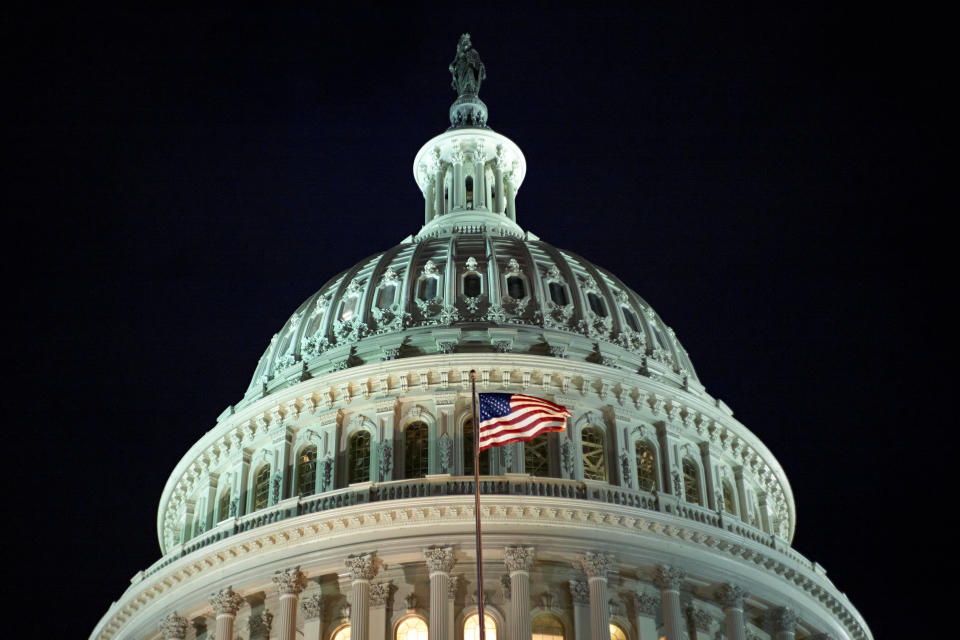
[
  {"x1": 404, "y1": 593, "x2": 418, "y2": 611},
  {"x1": 345, "y1": 552, "x2": 381, "y2": 581},
  {"x1": 423, "y1": 545, "x2": 456, "y2": 575},
  {"x1": 636, "y1": 592, "x2": 659, "y2": 615},
  {"x1": 686, "y1": 607, "x2": 713, "y2": 632},
  {"x1": 370, "y1": 581, "x2": 392, "y2": 607},
  {"x1": 423, "y1": 260, "x2": 440, "y2": 276},
  {"x1": 338, "y1": 603, "x2": 351, "y2": 621},
  {"x1": 465, "y1": 256, "x2": 479, "y2": 271},
  {"x1": 503, "y1": 545, "x2": 535, "y2": 573},
  {"x1": 380, "y1": 267, "x2": 401, "y2": 284},
  {"x1": 574, "y1": 551, "x2": 614, "y2": 579},
  {"x1": 378, "y1": 442, "x2": 393, "y2": 480},
  {"x1": 652, "y1": 564, "x2": 686, "y2": 591},
  {"x1": 620, "y1": 452, "x2": 632, "y2": 488},
  {"x1": 716, "y1": 583, "x2": 745, "y2": 610},
  {"x1": 301, "y1": 594, "x2": 324, "y2": 621},
  {"x1": 209, "y1": 588, "x2": 244, "y2": 616},
  {"x1": 249, "y1": 610, "x2": 273, "y2": 635},
  {"x1": 273, "y1": 567, "x2": 308, "y2": 596},
  {"x1": 159, "y1": 612, "x2": 189, "y2": 639},
  {"x1": 448, "y1": 575, "x2": 460, "y2": 599},
  {"x1": 438, "y1": 433, "x2": 452, "y2": 472},
  {"x1": 769, "y1": 607, "x2": 798, "y2": 633},
  {"x1": 569, "y1": 580, "x2": 590, "y2": 605}
]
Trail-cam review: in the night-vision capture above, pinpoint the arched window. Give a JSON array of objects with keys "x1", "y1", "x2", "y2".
[
  {"x1": 463, "y1": 419, "x2": 490, "y2": 475},
  {"x1": 524, "y1": 433, "x2": 550, "y2": 476},
  {"x1": 297, "y1": 445, "x2": 317, "y2": 497},
  {"x1": 532, "y1": 614, "x2": 564, "y2": 640},
  {"x1": 609, "y1": 624, "x2": 628, "y2": 640},
  {"x1": 464, "y1": 273, "x2": 482, "y2": 297},
  {"x1": 396, "y1": 616, "x2": 429, "y2": 640},
  {"x1": 377, "y1": 284, "x2": 396, "y2": 308},
  {"x1": 253, "y1": 464, "x2": 271, "y2": 510},
  {"x1": 506, "y1": 275, "x2": 526, "y2": 299},
  {"x1": 465, "y1": 175, "x2": 474, "y2": 207},
  {"x1": 464, "y1": 613, "x2": 497, "y2": 640},
  {"x1": 404, "y1": 421, "x2": 429, "y2": 478},
  {"x1": 682, "y1": 458, "x2": 701, "y2": 505},
  {"x1": 581, "y1": 426, "x2": 607, "y2": 482},
  {"x1": 634, "y1": 440, "x2": 657, "y2": 491},
  {"x1": 622, "y1": 307, "x2": 640, "y2": 332},
  {"x1": 217, "y1": 487, "x2": 231, "y2": 522},
  {"x1": 548, "y1": 281, "x2": 568, "y2": 306},
  {"x1": 331, "y1": 625, "x2": 351, "y2": 640},
  {"x1": 348, "y1": 431, "x2": 371, "y2": 484},
  {"x1": 587, "y1": 292, "x2": 607, "y2": 317},
  {"x1": 722, "y1": 480, "x2": 737, "y2": 514}
]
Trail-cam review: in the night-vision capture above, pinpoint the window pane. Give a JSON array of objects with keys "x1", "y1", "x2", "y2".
[
  {"x1": 464, "y1": 613, "x2": 497, "y2": 640},
  {"x1": 348, "y1": 432, "x2": 371, "y2": 484},
  {"x1": 378, "y1": 284, "x2": 396, "y2": 308},
  {"x1": 340, "y1": 297, "x2": 357, "y2": 322},
  {"x1": 587, "y1": 293, "x2": 606, "y2": 316},
  {"x1": 396, "y1": 616, "x2": 429, "y2": 640},
  {"x1": 582, "y1": 427, "x2": 607, "y2": 481},
  {"x1": 254, "y1": 464, "x2": 271, "y2": 510},
  {"x1": 507, "y1": 276, "x2": 526, "y2": 299},
  {"x1": 332, "y1": 625, "x2": 351, "y2": 640},
  {"x1": 420, "y1": 277, "x2": 439, "y2": 300},
  {"x1": 524, "y1": 434, "x2": 550, "y2": 476},
  {"x1": 635, "y1": 440, "x2": 656, "y2": 491},
  {"x1": 532, "y1": 614, "x2": 564, "y2": 640},
  {"x1": 548, "y1": 281, "x2": 568, "y2": 306},
  {"x1": 297, "y1": 445, "x2": 317, "y2": 497},
  {"x1": 609, "y1": 624, "x2": 627, "y2": 640},
  {"x1": 218, "y1": 488, "x2": 231, "y2": 522},
  {"x1": 404, "y1": 422, "x2": 429, "y2": 478},
  {"x1": 723, "y1": 481, "x2": 736, "y2": 514},
  {"x1": 683, "y1": 459, "x2": 700, "y2": 505},
  {"x1": 623, "y1": 307, "x2": 640, "y2": 332},
  {"x1": 464, "y1": 273, "x2": 481, "y2": 297}
]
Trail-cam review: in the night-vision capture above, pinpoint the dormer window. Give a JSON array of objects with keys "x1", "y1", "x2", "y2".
[{"x1": 587, "y1": 292, "x2": 607, "y2": 317}]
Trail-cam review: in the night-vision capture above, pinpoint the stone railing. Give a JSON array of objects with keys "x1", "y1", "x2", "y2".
[{"x1": 140, "y1": 474, "x2": 795, "y2": 581}]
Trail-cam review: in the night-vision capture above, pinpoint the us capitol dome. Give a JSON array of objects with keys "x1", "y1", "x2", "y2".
[{"x1": 91, "y1": 35, "x2": 872, "y2": 640}]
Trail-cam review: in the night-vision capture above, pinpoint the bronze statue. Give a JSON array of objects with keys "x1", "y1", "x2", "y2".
[{"x1": 449, "y1": 33, "x2": 486, "y2": 97}]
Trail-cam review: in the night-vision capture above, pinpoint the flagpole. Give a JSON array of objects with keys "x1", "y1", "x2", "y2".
[{"x1": 469, "y1": 369, "x2": 486, "y2": 640}]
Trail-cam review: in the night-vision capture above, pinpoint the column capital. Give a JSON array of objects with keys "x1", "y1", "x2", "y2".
[
  {"x1": 209, "y1": 588, "x2": 244, "y2": 616},
  {"x1": 423, "y1": 544, "x2": 456, "y2": 575},
  {"x1": 568, "y1": 580, "x2": 590, "y2": 605},
  {"x1": 273, "y1": 567, "x2": 308, "y2": 596},
  {"x1": 503, "y1": 545, "x2": 535, "y2": 573},
  {"x1": 573, "y1": 551, "x2": 614, "y2": 579},
  {"x1": 769, "y1": 607, "x2": 798, "y2": 633},
  {"x1": 686, "y1": 607, "x2": 713, "y2": 632},
  {"x1": 249, "y1": 611, "x2": 273, "y2": 636},
  {"x1": 652, "y1": 564, "x2": 686, "y2": 591},
  {"x1": 345, "y1": 551, "x2": 381, "y2": 581},
  {"x1": 301, "y1": 594, "x2": 324, "y2": 621},
  {"x1": 370, "y1": 581, "x2": 393, "y2": 607},
  {"x1": 160, "y1": 612, "x2": 188, "y2": 640},
  {"x1": 717, "y1": 583, "x2": 746, "y2": 610},
  {"x1": 447, "y1": 575, "x2": 460, "y2": 600}
]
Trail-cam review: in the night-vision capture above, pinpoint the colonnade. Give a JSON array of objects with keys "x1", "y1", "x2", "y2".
[{"x1": 156, "y1": 553, "x2": 805, "y2": 640}]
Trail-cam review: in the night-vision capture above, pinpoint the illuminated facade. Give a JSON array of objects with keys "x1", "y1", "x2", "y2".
[{"x1": 90, "y1": 35, "x2": 871, "y2": 640}]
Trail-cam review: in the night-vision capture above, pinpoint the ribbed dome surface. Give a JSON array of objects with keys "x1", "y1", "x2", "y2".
[{"x1": 242, "y1": 231, "x2": 699, "y2": 406}]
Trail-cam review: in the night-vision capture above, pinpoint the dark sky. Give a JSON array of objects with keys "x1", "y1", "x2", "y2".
[{"x1": 6, "y1": 6, "x2": 940, "y2": 638}]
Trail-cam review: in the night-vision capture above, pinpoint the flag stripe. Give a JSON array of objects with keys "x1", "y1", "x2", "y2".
[{"x1": 477, "y1": 393, "x2": 570, "y2": 452}]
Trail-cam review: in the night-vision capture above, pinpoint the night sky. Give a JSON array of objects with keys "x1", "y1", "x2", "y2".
[{"x1": 7, "y1": 7, "x2": 939, "y2": 638}]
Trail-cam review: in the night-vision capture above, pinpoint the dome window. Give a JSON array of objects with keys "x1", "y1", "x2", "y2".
[
  {"x1": 548, "y1": 282, "x2": 568, "y2": 306},
  {"x1": 635, "y1": 439, "x2": 657, "y2": 492},
  {"x1": 722, "y1": 479, "x2": 737, "y2": 515},
  {"x1": 217, "y1": 487, "x2": 231, "y2": 523},
  {"x1": 587, "y1": 292, "x2": 607, "y2": 317},
  {"x1": 420, "y1": 277, "x2": 439, "y2": 300},
  {"x1": 297, "y1": 445, "x2": 317, "y2": 497},
  {"x1": 623, "y1": 307, "x2": 640, "y2": 332},
  {"x1": 464, "y1": 613, "x2": 497, "y2": 640},
  {"x1": 463, "y1": 273, "x2": 482, "y2": 297},
  {"x1": 581, "y1": 426, "x2": 607, "y2": 482},
  {"x1": 377, "y1": 284, "x2": 397, "y2": 308},
  {"x1": 339, "y1": 296, "x2": 358, "y2": 322},
  {"x1": 253, "y1": 464, "x2": 271, "y2": 511},
  {"x1": 348, "y1": 431, "x2": 371, "y2": 484},
  {"x1": 404, "y1": 421, "x2": 429, "y2": 479},
  {"x1": 682, "y1": 458, "x2": 702, "y2": 505},
  {"x1": 506, "y1": 275, "x2": 526, "y2": 299}
]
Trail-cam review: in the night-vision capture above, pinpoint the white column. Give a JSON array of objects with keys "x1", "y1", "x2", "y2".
[
  {"x1": 425, "y1": 174, "x2": 435, "y2": 224},
  {"x1": 424, "y1": 545, "x2": 456, "y2": 640},
  {"x1": 272, "y1": 568, "x2": 307, "y2": 640},
  {"x1": 369, "y1": 581, "x2": 392, "y2": 640},
  {"x1": 653, "y1": 565, "x2": 686, "y2": 640},
  {"x1": 209, "y1": 588, "x2": 245, "y2": 640},
  {"x1": 717, "y1": 584, "x2": 747, "y2": 640},
  {"x1": 504, "y1": 546, "x2": 535, "y2": 640},
  {"x1": 568, "y1": 581, "x2": 590, "y2": 640},
  {"x1": 434, "y1": 164, "x2": 445, "y2": 216},
  {"x1": 447, "y1": 576, "x2": 459, "y2": 640},
  {"x1": 574, "y1": 552, "x2": 613, "y2": 640},
  {"x1": 346, "y1": 552, "x2": 381, "y2": 640},
  {"x1": 301, "y1": 594, "x2": 324, "y2": 640},
  {"x1": 770, "y1": 607, "x2": 797, "y2": 640},
  {"x1": 493, "y1": 152, "x2": 505, "y2": 213},
  {"x1": 160, "y1": 613, "x2": 188, "y2": 640},
  {"x1": 474, "y1": 153, "x2": 487, "y2": 209},
  {"x1": 504, "y1": 174, "x2": 516, "y2": 222}
]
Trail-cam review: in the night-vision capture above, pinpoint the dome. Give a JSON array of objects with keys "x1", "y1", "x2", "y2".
[
  {"x1": 242, "y1": 232, "x2": 700, "y2": 408},
  {"x1": 92, "y1": 34, "x2": 871, "y2": 640}
]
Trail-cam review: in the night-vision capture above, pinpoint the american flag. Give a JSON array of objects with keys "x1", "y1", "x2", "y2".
[{"x1": 477, "y1": 393, "x2": 570, "y2": 451}]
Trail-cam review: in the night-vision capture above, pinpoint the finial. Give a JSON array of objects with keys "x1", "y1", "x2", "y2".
[{"x1": 448, "y1": 34, "x2": 489, "y2": 128}]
